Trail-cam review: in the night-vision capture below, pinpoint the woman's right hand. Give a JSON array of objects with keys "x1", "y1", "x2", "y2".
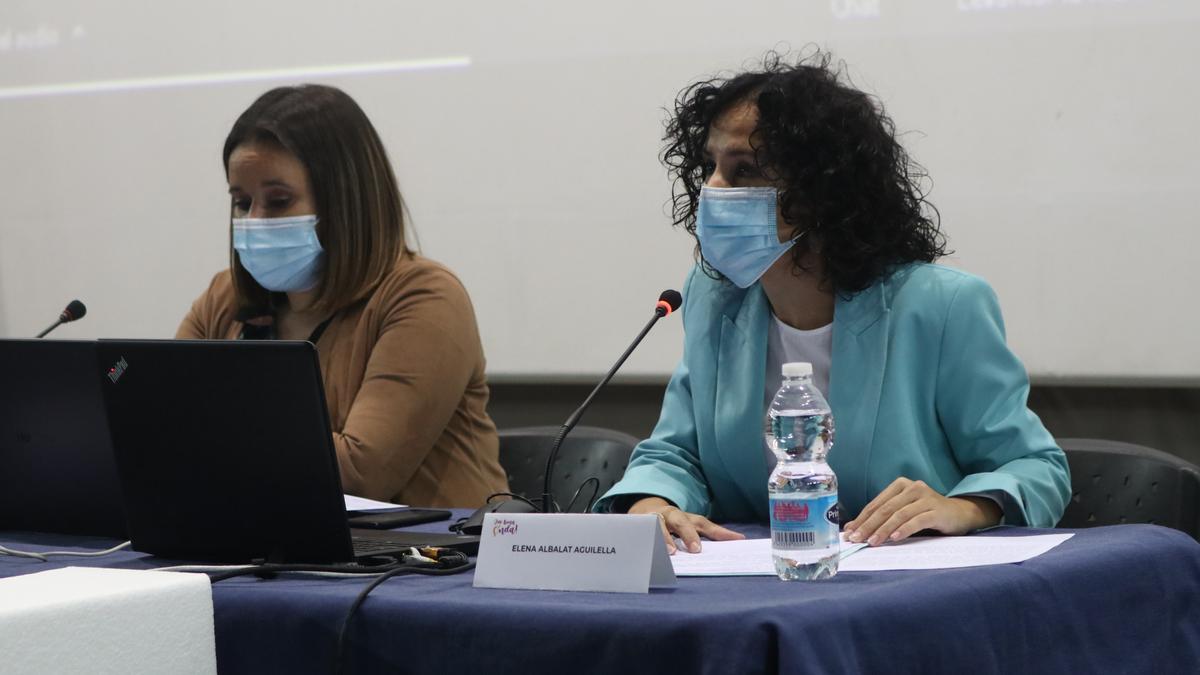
[{"x1": 627, "y1": 496, "x2": 744, "y2": 554}]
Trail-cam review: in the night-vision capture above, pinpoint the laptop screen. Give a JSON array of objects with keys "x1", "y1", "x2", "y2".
[
  {"x1": 0, "y1": 339, "x2": 127, "y2": 538},
  {"x1": 97, "y1": 339, "x2": 355, "y2": 563}
]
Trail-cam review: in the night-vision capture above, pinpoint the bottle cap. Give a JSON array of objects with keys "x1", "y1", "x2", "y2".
[{"x1": 782, "y1": 362, "x2": 812, "y2": 377}]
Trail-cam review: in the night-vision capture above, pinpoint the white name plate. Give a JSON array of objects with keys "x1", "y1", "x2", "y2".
[{"x1": 473, "y1": 513, "x2": 676, "y2": 593}]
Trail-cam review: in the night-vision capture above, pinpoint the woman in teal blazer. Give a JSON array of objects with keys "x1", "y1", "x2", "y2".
[{"x1": 594, "y1": 52, "x2": 1070, "y2": 553}]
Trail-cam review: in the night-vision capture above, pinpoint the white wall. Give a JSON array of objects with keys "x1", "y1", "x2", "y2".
[{"x1": 2, "y1": 0, "x2": 1197, "y2": 382}]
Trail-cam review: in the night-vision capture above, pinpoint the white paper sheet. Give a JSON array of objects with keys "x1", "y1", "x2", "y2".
[
  {"x1": 839, "y1": 533, "x2": 1074, "y2": 571},
  {"x1": 669, "y1": 540, "x2": 867, "y2": 577},
  {"x1": 669, "y1": 533, "x2": 1074, "y2": 576},
  {"x1": 343, "y1": 495, "x2": 407, "y2": 512}
]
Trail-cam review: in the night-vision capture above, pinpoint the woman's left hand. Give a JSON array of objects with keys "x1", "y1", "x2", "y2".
[{"x1": 842, "y1": 477, "x2": 1002, "y2": 546}]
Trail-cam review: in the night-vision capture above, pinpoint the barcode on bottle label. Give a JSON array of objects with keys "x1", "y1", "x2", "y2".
[
  {"x1": 772, "y1": 530, "x2": 815, "y2": 547},
  {"x1": 770, "y1": 493, "x2": 839, "y2": 550}
]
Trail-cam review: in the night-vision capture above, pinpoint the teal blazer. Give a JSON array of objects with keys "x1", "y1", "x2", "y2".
[{"x1": 595, "y1": 263, "x2": 1070, "y2": 527}]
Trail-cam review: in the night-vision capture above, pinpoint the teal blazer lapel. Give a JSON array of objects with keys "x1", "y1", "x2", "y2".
[
  {"x1": 828, "y1": 283, "x2": 889, "y2": 514},
  {"x1": 713, "y1": 286, "x2": 771, "y2": 520}
]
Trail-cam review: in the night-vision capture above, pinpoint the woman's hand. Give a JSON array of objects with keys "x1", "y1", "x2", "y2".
[
  {"x1": 628, "y1": 496, "x2": 745, "y2": 554},
  {"x1": 843, "y1": 477, "x2": 1002, "y2": 546}
]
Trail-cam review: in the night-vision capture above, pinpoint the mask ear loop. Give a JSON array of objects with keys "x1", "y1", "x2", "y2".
[{"x1": 786, "y1": 228, "x2": 809, "y2": 247}]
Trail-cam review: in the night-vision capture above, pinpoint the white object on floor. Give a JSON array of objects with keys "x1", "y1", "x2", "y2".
[
  {"x1": 670, "y1": 533, "x2": 1074, "y2": 576},
  {"x1": 0, "y1": 566, "x2": 216, "y2": 675}
]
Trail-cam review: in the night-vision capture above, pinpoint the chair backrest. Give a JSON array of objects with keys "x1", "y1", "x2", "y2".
[
  {"x1": 498, "y1": 425, "x2": 639, "y2": 513},
  {"x1": 1057, "y1": 438, "x2": 1200, "y2": 540}
]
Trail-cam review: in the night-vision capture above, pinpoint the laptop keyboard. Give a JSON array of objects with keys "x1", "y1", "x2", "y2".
[
  {"x1": 351, "y1": 536, "x2": 409, "y2": 556},
  {"x1": 349, "y1": 528, "x2": 480, "y2": 555}
]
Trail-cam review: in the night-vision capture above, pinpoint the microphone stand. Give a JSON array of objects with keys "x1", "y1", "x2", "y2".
[
  {"x1": 540, "y1": 306, "x2": 669, "y2": 513},
  {"x1": 36, "y1": 319, "x2": 65, "y2": 339},
  {"x1": 36, "y1": 301, "x2": 86, "y2": 338}
]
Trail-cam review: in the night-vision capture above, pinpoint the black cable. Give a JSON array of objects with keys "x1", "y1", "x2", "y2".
[
  {"x1": 206, "y1": 559, "x2": 403, "y2": 583},
  {"x1": 585, "y1": 480, "x2": 602, "y2": 512},
  {"x1": 449, "y1": 492, "x2": 542, "y2": 533},
  {"x1": 201, "y1": 550, "x2": 473, "y2": 674},
  {"x1": 483, "y1": 491, "x2": 541, "y2": 510},
  {"x1": 564, "y1": 477, "x2": 601, "y2": 513},
  {"x1": 334, "y1": 553, "x2": 474, "y2": 675}
]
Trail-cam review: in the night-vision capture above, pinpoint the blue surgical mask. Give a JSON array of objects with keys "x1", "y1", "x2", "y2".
[
  {"x1": 232, "y1": 215, "x2": 325, "y2": 292},
  {"x1": 695, "y1": 186, "x2": 798, "y2": 289}
]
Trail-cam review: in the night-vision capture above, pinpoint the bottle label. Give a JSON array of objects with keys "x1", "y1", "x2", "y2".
[{"x1": 770, "y1": 493, "x2": 839, "y2": 550}]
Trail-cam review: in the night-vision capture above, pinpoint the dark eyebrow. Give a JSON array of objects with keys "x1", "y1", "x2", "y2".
[{"x1": 227, "y1": 179, "x2": 293, "y2": 195}]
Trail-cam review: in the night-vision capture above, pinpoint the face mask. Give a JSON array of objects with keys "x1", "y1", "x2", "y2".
[
  {"x1": 232, "y1": 215, "x2": 325, "y2": 293},
  {"x1": 695, "y1": 186, "x2": 797, "y2": 289}
]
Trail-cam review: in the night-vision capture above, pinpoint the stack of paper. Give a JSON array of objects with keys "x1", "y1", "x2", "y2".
[{"x1": 670, "y1": 533, "x2": 1073, "y2": 576}]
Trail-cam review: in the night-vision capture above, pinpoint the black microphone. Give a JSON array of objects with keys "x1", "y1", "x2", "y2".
[
  {"x1": 540, "y1": 290, "x2": 683, "y2": 513},
  {"x1": 36, "y1": 299, "x2": 87, "y2": 338}
]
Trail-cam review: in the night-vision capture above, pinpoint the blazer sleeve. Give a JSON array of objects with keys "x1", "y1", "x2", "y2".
[
  {"x1": 593, "y1": 269, "x2": 715, "y2": 516},
  {"x1": 175, "y1": 271, "x2": 231, "y2": 339},
  {"x1": 331, "y1": 271, "x2": 481, "y2": 501},
  {"x1": 935, "y1": 275, "x2": 1071, "y2": 527}
]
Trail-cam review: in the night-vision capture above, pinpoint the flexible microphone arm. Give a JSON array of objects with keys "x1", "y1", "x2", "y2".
[
  {"x1": 541, "y1": 292, "x2": 680, "y2": 513},
  {"x1": 36, "y1": 300, "x2": 87, "y2": 338}
]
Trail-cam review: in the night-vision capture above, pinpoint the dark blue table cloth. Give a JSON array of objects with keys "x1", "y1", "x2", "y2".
[{"x1": 3, "y1": 517, "x2": 1198, "y2": 675}]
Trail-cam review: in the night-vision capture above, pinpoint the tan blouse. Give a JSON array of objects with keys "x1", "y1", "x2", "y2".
[{"x1": 176, "y1": 254, "x2": 508, "y2": 508}]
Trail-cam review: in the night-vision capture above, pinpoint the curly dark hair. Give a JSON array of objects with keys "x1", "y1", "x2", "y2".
[{"x1": 663, "y1": 50, "x2": 947, "y2": 295}]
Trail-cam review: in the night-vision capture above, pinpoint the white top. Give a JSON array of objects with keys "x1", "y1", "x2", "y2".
[{"x1": 763, "y1": 315, "x2": 833, "y2": 470}]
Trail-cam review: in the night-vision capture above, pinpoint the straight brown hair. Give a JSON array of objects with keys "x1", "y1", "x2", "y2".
[{"x1": 223, "y1": 84, "x2": 410, "y2": 315}]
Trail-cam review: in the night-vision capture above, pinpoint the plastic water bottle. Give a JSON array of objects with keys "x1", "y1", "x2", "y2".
[{"x1": 766, "y1": 361, "x2": 839, "y2": 580}]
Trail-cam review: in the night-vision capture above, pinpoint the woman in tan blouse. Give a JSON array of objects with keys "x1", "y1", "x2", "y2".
[{"x1": 178, "y1": 84, "x2": 507, "y2": 508}]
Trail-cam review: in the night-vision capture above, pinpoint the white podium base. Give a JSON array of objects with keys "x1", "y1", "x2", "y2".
[{"x1": 0, "y1": 566, "x2": 216, "y2": 675}]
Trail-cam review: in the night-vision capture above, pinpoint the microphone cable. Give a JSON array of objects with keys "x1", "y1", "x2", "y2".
[
  {"x1": 448, "y1": 492, "x2": 542, "y2": 534},
  {"x1": 563, "y1": 477, "x2": 601, "y2": 513},
  {"x1": 447, "y1": 479, "x2": 604, "y2": 534}
]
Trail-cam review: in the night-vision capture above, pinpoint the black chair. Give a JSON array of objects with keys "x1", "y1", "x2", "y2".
[
  {"x1": 497, "y1": 425, "x2": 639, "y2": 513},
  {"x1": 1057, "y1": 438, "x2": 1200, "y2": 540}
]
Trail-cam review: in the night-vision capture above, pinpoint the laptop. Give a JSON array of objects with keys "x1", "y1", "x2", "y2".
[
  {"x1": 96, "y1": 339, "x2": 478, "y2": 563},
  {"x1": 0, "y1": 339, "x2": 128, "y2": 538}
]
